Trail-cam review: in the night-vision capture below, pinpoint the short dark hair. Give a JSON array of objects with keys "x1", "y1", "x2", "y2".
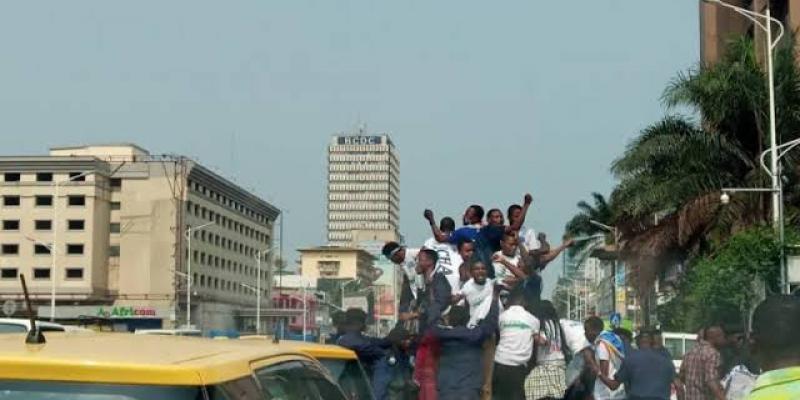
[
  {"x1": 507, "y1": 204, "x2": 522, "y2": 219},
  {"x1": 487, "y1": 208, "x2": 502, "y2": 218},
  {"x1": 344, "y1": 308, "x2": 367, "y2": 331},
  {"x1": 507, "y1": 286, "x2": 526, "y2": 306},
  {"x1": 470, "y1": 205, "x2": 485, "y2": 220},
  {"x1": 753, "y1": 295, "x2": 800, "y2": 358},
  {"x1": 635, "y1": 330, "x2": 653, "y2": 346},
  {"x1": 469, "y1": 258, "x2": 485, "y2": 270},
  {"x1": 331, "y1": 310, "x2": 346, "y2": 328},
  {"x1": 381, "y1": 241, "x2": 401, "y2": 259},
  {"x1": 419, "y1": 248, "x2": 438, "y2": 264},
  {"x1": 440, "y1": 217, "x2": 456, "y2": 233},
  {"x1": 585, "y1": 316, "x2": 604, "y2": 331},
  {"x1": 449, "y1": 305, "x2": 470, "y2": 327},
  {"x1": 456, "y1": 238, "x2": 474, "y2": 251}
]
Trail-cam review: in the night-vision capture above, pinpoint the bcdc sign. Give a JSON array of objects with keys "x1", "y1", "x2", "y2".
[{"x1": 337, "y1": 136, "x2": 382, "y2": 145}]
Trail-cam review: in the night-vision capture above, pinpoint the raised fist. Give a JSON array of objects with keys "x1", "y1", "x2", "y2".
[{"x1": 524, "y1": 193, "x2": 533, "y2": 205}]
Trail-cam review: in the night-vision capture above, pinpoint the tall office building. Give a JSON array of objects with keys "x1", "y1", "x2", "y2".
[
  {"x1": 0, "y1": 144, "x2": 279, "y2": 332},
  {"x1": 327, "y1": 133, "x2": 400, "y2": 246},
  {"x1": 700, "y1": 0, "x2": 799, "y2": 65}
]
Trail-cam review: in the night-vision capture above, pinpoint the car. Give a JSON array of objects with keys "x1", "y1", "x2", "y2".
[
  {"x1": 133, "y1": 328, "x2": 203, "y2": 337},
  {"x1": 239, "y1": 336, "x2": 374, "y2": 400},
  {"x1": 0, "y1": 331, "x2": 349, "y2": 399},
  {"x1": 0, "y1": 318, "x2": 88, "y2": 334}
]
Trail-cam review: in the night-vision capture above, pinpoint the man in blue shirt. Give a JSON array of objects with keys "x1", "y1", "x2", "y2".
[{"x1": 596, "y1": 330, "x2": 678, "y2": 400}]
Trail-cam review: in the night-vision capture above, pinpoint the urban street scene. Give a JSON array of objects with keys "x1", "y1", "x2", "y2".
[{"x1": 0, "y1": 1, "x2": 798, "y2": 400}]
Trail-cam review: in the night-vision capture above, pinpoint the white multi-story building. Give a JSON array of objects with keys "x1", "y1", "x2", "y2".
[
  {"x1": 327, "y1": 134, "x2": 399, "y2": 245},
  {"x1": 0, "y1": 144, "x2": 279, "y2": 333}
]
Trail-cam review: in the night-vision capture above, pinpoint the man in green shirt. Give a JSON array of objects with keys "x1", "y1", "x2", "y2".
[{"x1": 747, "y1": 295, "x2": 800, "y2": 400}]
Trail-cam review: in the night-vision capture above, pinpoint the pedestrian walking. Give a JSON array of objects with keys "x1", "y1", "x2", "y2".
[
  {"x1": 680, "y1": 324, "x2": 726, "y2": 400},
  {"x1": 596, "y1": 330, "x2": 677, "y2": 400},
  {"x1": 584, "y1": 316, "x2": 626, "y2": 400}
]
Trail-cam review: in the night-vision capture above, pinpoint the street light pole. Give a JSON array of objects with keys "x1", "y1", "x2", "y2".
[
  {"x1": 50, "y1": 170, "x2": 93, "y2": 321},
  {"x1": 590, "y1": 220, "x2": 619, "y2": 316},
  {"x1": 703, "y1": 0, "x2": 786, "y2": 291},
  {"x1": 185, "y1": 222, "x2": 214, "y2": 329}
]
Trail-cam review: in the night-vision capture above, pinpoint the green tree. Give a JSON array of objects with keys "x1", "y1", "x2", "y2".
[{"x1": 659, "y1": 226, "x2": 794, "y2": 331}]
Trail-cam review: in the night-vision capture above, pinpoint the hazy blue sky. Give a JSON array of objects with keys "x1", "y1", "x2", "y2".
[{"x1": 0, "y1": 1, "x2": 699, "y2": 297}]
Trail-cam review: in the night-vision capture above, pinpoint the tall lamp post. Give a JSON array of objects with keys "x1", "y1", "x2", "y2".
[
  {"x1": 244, "y1": 248, "x2": 271, "y2": 335},
  {"x1": 703, "y1": 0, "x2": 786, "y2": 290},
  {"x1": 185, "y1": 222, "x2": 214, "y2": 328},
  {"x1": 50, "y1": 170, "x2": 93, "y2": 322},
  {"x1": 589, "y1": 220, "x2": 619, "y2": 316}
]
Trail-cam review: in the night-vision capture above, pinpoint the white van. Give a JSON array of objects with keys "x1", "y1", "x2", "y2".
[
  {"x1": 134, "y1": 328, "x2": 202, "y2": 337},
  {"x1": 0, "y1": 318, "x2": 88, "y2": 334},
  {"x1": 660, "y1": 332, "x2": 698, "y2": 370}
]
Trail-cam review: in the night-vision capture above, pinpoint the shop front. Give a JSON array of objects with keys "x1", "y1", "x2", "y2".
[{"x1": 37, "y1": 305, "x2": 172, "y2": 332}]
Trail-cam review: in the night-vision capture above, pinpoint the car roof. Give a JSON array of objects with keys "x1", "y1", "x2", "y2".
[
  {"x1": 238, "y1": 336, "x2": 357, "y2": 360},
  {"x1": 0, "y1": 333, "x2": 315, "y2": 386},
  {"x1": 0, "y1": 318, "x2": 66, "y2": 330}
]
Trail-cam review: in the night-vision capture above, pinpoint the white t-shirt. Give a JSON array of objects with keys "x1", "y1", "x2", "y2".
[
  {"x1": 519, "y1": 226, "x2": 541, "y2": 252},
  {"x1": 458, "y1": 278, "x2": 495, "y2": 328},
  {"x1": 593, "y1": 340, "x2": 626, "y2": 400},
  {"x1": 536, "y1": 320, "x2": 566, "y2": 364},
  {"x1": 494, "y1": 305, "x2": 540, "y2": 367},
  {"x1": 401, "y1": 248, "x2": 423, "y2": 298},
  {"x1": 424, "y1": 237, "x2": 463, "y2": 294},
  {"x1": 492, "y1": 251, "x2": 521, "y2": 285}
]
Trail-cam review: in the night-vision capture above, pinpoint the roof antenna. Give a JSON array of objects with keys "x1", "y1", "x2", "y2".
[{"x1": 20, "y1": 274, "x2": 45, "y2": 344}]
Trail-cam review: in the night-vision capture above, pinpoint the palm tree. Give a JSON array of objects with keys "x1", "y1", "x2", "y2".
[
  {"x1": 564, "y1": 192, "x2": 614, "y2": 257},
  {"x1": 606, "y1": 36, "x2": 800, "y2": 324}
]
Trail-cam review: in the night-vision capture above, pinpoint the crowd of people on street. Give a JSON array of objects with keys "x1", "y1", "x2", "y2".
[{"x1": 327, "y1": 193, "x2": 800, "y2": 400}]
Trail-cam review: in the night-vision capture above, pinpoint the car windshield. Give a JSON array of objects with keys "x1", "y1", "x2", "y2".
[
  {"x1": 319, "y1": 359, "x2": 372, "y2": 400},
  {"x1": 0, "y1": 381, "x2": 203, "y2": 400}
]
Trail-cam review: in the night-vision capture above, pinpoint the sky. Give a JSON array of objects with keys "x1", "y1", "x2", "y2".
[{"x1": 0, "y1": 1, "x2": 700, "y2": 297}]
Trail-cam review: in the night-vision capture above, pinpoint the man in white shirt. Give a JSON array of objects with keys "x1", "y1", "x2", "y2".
[
  {"x1": 423, "y1": 217, "x2": 463, "y2": 295},
  {"x1": 584, "y1": 316, "x2": 626, "y2": 400},
  {"x1": 456, "y1": 259, "x2": 498, "y2": 400},
  {"x1": 382, "y1": 242, "x2": 423, "y2": 319},
  {"x1": 491, "y1": 232, "x2": 528, "y2": 289},
  {"x1": 493, "y1": 288, "x2": 541, "y2": 400}
]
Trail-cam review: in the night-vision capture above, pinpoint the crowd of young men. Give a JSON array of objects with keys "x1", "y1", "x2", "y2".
[
  {"x1": 332, "y1": 193, "x2": 800, "y2": 400},
  {"x1": 371, "y1": 194, "x2": 573, "y2": 400}
]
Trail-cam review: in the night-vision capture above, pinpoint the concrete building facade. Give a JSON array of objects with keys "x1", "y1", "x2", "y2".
[
  {"x1": 700, "y1": 0, "x2": 800, "y2": 65},
  {"x1": 327, "y1": 133, "x2": 399, "y2": 246},
  {"x1": 0, "y1": 144, "x2": 279, "y2": 333}
]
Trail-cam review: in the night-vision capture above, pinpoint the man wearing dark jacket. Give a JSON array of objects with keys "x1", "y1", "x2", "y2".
[
  {"x1": 432, "y1": 293, "x2": 499, "y2": 400},
  {"x1": 337, "y1": 308, "x2": 391, "y2": 380}
]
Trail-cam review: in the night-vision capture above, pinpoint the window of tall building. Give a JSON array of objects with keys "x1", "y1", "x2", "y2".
[
  {"x1": 33, "y1": 268, "x2": 50, "y2": 280},
  {"x1": 1, "y1": 244, "x2": 19, "y2": 255},
  {"x1": 2, "y1": 220, "x2": 19, "y2": 231},
  {"x1": 3, "y1": 196, "x2": 20, "y2": 207},
  {"x1": 35, "y1": 195, "x2": 52, "y2": 207},
  {"x1": 109, "y1": 245, "x2": 120, "y2": 257},
  {"x1": 68, "y1": 220, "x2": 85, "y2": 231},
  {"x1": 0, "y1": 268, "x2": 18, "y2": 279},
  {"x1": 110, "y1": 178, "x2": 122, "y2": 189},
  {"x1": 68, "y1": 172, "x2": 86, "y2": 181},
  {"x1": 36, "y1": 172, "x2": 53, "y2": 182},
  {"x1": 34, "y1": 244, "x2": 50, "y2": 255},
  {"x1": 67, "y1": 195, "x2": 85, "y2": 206},
  {"x1": 66, "y1": 244, "x2": 84, "y2": 255},
  {"x1": 34, "y1": 220, "x2": 52, "y2": 231},
  {"x1": 4, "y1": 173, "x2": 20, "y2": 182},
  {"x1": 65, "y1": 268, "x2": 83, "y2": 279},
  {"x1": 110, "y1": 201, "x2": 121, "y2": 211},
  {"x1": 109, "y1": 223, "x2": 120, "y2": 233}
]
